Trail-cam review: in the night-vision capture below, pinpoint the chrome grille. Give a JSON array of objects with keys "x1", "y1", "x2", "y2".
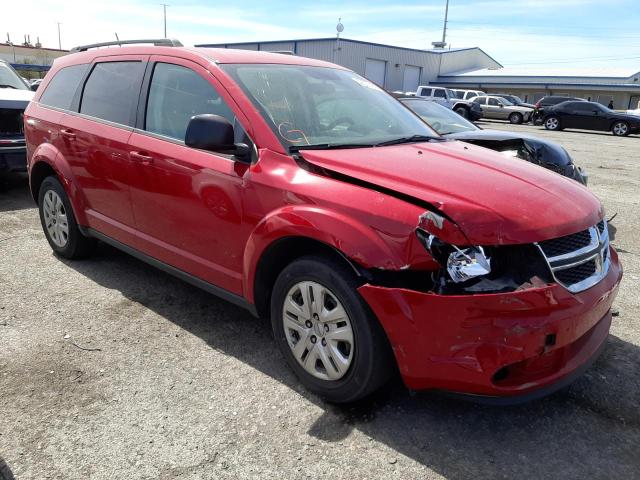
[{"x1": 535, "y1": 220, "x2": 610, "y2": 293}]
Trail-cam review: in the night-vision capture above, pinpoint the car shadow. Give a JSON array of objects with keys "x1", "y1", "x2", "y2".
[
  {"x1": 0, "y1": 172, "x2": 33, "y2": 212},
  {"x1": 62, "y1": 243, "x2": 640, "y2": 478}
]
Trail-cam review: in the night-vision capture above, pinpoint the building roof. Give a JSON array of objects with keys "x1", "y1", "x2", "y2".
[
  {"x1": 448, "y1": 66, "x2": 640, "y2": 80},
  {"x1": 196, "y1": 37, "x2": 502, "y2": 68}
]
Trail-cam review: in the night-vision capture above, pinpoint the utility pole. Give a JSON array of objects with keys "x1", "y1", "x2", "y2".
[
  {"x1": 441, "y1": 0, "x2": 449, "y2": 45},
  {"x1": 161, "y1": 4, "x2": 169, "y2": 37},
  {"x1": 56, "y1": 22, "x2": 62, "y2": 49}
]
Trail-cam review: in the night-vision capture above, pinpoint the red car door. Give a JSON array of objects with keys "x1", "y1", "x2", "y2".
[
  {"x1": 57, "y1": 55, "x2": 148, "y2": 245},
  {"x1": 127, "y1": 57, "x2": 254, "y2": 295}
]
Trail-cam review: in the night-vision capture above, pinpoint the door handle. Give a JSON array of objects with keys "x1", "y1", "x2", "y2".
[
  {"x1": 129, "y1": 151, "x2": 154, "y2": 165},
  {"x1": 60, "y1": 129, "x2": 76, "y2": 140}
]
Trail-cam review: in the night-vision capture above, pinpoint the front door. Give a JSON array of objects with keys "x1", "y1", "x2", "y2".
[
  {"x1": 127, "y1": 57, "x2": 253, "y2": 295},
  {"x1": 58, "y1": 56, "x2": 147, "y2": 245}
]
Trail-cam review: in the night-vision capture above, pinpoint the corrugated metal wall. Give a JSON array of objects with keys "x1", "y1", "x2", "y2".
[{"x1": 201, "y1": 40, "x2": 499, "y2": 92}]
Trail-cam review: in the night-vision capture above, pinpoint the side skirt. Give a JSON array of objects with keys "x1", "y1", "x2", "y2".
[{"x1": 80, "y1": 226, "x2": 258, "y2": 317}]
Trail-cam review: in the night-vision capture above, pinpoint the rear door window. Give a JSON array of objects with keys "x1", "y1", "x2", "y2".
[
  {"x1": 144, "y1": 62, "x2": 235, "y2": 142},
  {"x1": 80, "y1": 61, "x2": 145, "y2": 126},
  {"x1": 39, "y1": 64, "x2": 89, "y2": 111}
]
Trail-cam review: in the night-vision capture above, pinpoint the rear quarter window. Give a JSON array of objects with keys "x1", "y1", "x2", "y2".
[
  {"x1": 39, "y1": 64, "x2": 89, "y2": 110},
  {"x1": 80, "y1": 61, "x2": 145, "y2": 126}
]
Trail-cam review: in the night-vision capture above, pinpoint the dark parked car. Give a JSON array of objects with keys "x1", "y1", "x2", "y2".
[
  {"x1": 543, "y1": 101, "x2": 640, "y2": 136},
  {"x1": 531, "y1": 96, "x2": 585, "y2": 125},
  {"x1": 0, "y1": 59, "x2": 34, "y2": 173},
  {"x1": 401, "y1": 98, "x2": 587, "y2": 184},
  {"x1": 492, "y1": 93, "x2": 535, "y2": 109}
]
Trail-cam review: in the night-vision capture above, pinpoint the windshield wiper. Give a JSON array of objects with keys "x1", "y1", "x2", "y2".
[
  {"x1": 0, "y1": 84, "x2": 18, "y2": 89},
  {"x1": 374, "y1": 134, "x2": 438, "y2": 147},
  {"x1": 289, "y1": 143, "x2": 375, "y2": 153}
]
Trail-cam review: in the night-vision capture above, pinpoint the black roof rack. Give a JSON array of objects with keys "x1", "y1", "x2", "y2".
[{"x1": 70, "y1": 38, "x2": 183, "y2": 53}]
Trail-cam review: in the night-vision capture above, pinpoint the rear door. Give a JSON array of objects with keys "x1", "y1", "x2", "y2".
[
  {"x1": 57, "y1": 55, "x2": 147, "y2": 245},
  {"x1": 126, "y1": 56, "x2": 253, "y2": 294}
]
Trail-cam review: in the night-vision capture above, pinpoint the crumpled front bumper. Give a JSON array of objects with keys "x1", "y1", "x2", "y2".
[{"x1": 358, "y1": 248, "x2": 622, "y2": 399}]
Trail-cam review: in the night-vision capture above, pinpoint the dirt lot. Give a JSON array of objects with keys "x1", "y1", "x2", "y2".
[{"x1": 1, "y1": 122, "x2": 639, "y2": 479}]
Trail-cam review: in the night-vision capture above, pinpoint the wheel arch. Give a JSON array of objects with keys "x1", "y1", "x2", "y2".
[{"x1": 244, "y1": 205, "x2": 405, "y2": 318}]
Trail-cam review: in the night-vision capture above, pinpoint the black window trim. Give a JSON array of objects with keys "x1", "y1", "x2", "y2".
[{"x1": 134, "y1": 59, "x2": 257, "y2": 162}]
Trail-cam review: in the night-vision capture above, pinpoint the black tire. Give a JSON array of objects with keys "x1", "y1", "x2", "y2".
[
  {"x1": 611, "y1": 121, "x2": 630, "y2": 136},
  {"x1": 509, "y1": 112, "x2": 523, "y2": 124},
  {"x1": 271, "y1": 255, "x2": 393, "y2": 403},
  {"x1": 544, "y1": 116, "x2": 562, "y2": 131},
  {"x1": 454, "y1": 106, "x2": 469, "y2": 119},
  {"x1": 38, "y1": 176, "x2": 96, "y2": 259},
  {"x1": 0, "y1": 457, "x2": 15, "y2": 480}
]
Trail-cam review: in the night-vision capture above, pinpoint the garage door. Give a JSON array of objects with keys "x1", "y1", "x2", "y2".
[
  {"x1": 364, "y1": 58, "x2": 387, "y2": 87},
  {"x1": 403, "y1": 65, "x2": 421, "y2": 92}
]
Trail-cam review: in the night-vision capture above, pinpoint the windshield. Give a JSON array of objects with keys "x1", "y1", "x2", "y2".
[
  {"x1": 497, "y1": 97, "x2": 514, "y2": 106},
  {"x1": 0, "y1": 63, "x2": 29, "y2": 90},
  {"x1": 222, "y1": 64, "x2": 438, "y2": 150},
  {"x1": 401, "y1": 99, "x2": 478, "y2": 135}
]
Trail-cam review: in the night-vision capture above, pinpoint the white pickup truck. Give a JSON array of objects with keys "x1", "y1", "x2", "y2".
[
  {"x1": 0, "y1": 60, "x2": 34, "y2": 173},
  {"x1": 415, "y1": 85, "x2": 482, "y2": 121}
]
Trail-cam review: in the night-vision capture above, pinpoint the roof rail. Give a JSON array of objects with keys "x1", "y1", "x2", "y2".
[{"x1": 70, "y1": 38, "x2": 183, "y2": 53}]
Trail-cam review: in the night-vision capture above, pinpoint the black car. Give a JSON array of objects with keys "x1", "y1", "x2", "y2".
[
  {"x1": 400, "y1": 98, "x2": 587, "y2": 184},
  {"x1": 543, "y1": 101, "x2": 640, "y2": 136},
  {"x1": 531, "y1": 96, "x2": 586, "y2": 125},
  {"x1": 492, "y1": 93, "x2": 535, "y2": 109}
]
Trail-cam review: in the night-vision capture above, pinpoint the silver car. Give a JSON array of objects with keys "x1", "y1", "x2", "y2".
[{"x1": 470, "y1": 95, "x2": 533, "y2": 124}]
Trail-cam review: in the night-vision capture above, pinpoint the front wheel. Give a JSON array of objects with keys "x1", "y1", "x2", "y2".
[
  {"x1": 544, "y1": 116, "x2": 562, "y2": 131},
  {"x1": 38, "y1": 176, "x2": 96, "y2": 259},
  {"x1": 271, "y1": 256, "x2": 393, "y2": 403},
  {"x1": 612, "y1": 121, "x2": 630, "y2": 136},
  {"x1": 509, "y1": 112, "x2": 523, "y2": 124},
  {"x1": 454, "y1": 107, "x2": 469, "y2": 119}
]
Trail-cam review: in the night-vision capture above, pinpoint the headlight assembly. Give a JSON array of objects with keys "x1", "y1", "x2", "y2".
[{"x1": 416, "y1": 229, "x2": 492, "y2": 283}]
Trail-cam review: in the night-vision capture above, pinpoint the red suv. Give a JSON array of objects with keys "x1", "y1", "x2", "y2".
[{"x1": 24, "y1": 40, "x2": 622, "y2": 403}]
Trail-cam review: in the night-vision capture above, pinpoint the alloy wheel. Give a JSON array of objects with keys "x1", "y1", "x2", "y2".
[
  {"x1": 43, "y1": 190, "x2": 69, "y2": 247},
  {"x1": 282, "y1": 281, "x2": 354, "y2": 381},
  {"x1": 613, "y1": 122, "x2": 628, "y2": 136},
  {"x1": 545, "y1": 117, "x2": 559, "y2": 130}
]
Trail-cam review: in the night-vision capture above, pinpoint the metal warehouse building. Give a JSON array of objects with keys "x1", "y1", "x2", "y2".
[
  {"x1": 433, "y1": 67, "x2": 640, "y2": 110},
  {"x1": 196, "y1": 37, "x2": 502, "y2": 93}
]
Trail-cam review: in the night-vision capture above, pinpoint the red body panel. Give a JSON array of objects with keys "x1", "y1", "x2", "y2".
[
  {"x1": 24, "y1": 46, "x2": 623, "y2": 400},
  {"x1": 359, "y1": 249, "x2": 621, "y2": 396}
]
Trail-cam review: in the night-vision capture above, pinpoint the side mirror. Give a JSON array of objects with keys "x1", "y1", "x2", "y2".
[
  {"x1": 30, "y1": 84, "x2": 39, "y2": 91},
  {"x1": 498, "y1": 104, "x2": 504, "y2": 108},
  {"x1": 185, "y1": 114, "x2": 251, "y2": 161}
]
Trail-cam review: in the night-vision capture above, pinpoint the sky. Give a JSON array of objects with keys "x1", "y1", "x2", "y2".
[{"x1": 3, "y1": 0, "x2": 640, "y2": 73}]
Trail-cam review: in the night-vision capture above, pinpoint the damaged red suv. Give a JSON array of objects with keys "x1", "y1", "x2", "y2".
[{"x1": 24, "y1": 40, "x2": 622, "y2": 403}]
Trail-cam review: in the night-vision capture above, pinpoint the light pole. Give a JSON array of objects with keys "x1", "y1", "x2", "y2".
[
  {"x1": 441, "y1": 0, "x2": 449, "y2": 46},
  {"x1": 56, "y1": 22, "x2": 62, "y2": 49},
  {"x1": 161, "y1": 4, "x2": 169, "y2": 37}
]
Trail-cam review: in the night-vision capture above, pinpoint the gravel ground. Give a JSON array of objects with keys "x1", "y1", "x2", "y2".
[{"x1": 1, "y1": 122, "x2": 639, "y2": 479}]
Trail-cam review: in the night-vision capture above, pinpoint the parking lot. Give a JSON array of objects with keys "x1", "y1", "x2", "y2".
[{"x1": 1, "y1": 122, "x2": 639, "y2": 479}]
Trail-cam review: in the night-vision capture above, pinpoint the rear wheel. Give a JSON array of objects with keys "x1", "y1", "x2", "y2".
[
  {"x1": 509, "y1": 112, "x2": 523, "y2": 124},
  {"x1": 38, "y1": 176, "x2": 96, "y2": 259},
  {"x1": 454, "y1": 106, "x2": 469, "y2": 119},
  {"x1": 544, "y1": 116, "x2": 562, "y2": 131},
  {"x1": 612, "y1": 121, "x2": 630, "y2": 136},
  {"x1": 271, "y1": 256, "x2": 393, "y2": 403}
]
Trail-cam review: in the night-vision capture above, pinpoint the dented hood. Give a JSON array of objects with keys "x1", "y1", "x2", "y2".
[{"x1": 298, "y1": 140, "x2": 603, "y2": 245}]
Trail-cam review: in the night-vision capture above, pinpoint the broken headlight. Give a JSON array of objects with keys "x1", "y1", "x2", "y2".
[
  {"x1": 447, "y1": 246, "x2": 491, "y2": 283},
  {"x1": 416, "y1": 229, "x2": 491, "y2": 283}
]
